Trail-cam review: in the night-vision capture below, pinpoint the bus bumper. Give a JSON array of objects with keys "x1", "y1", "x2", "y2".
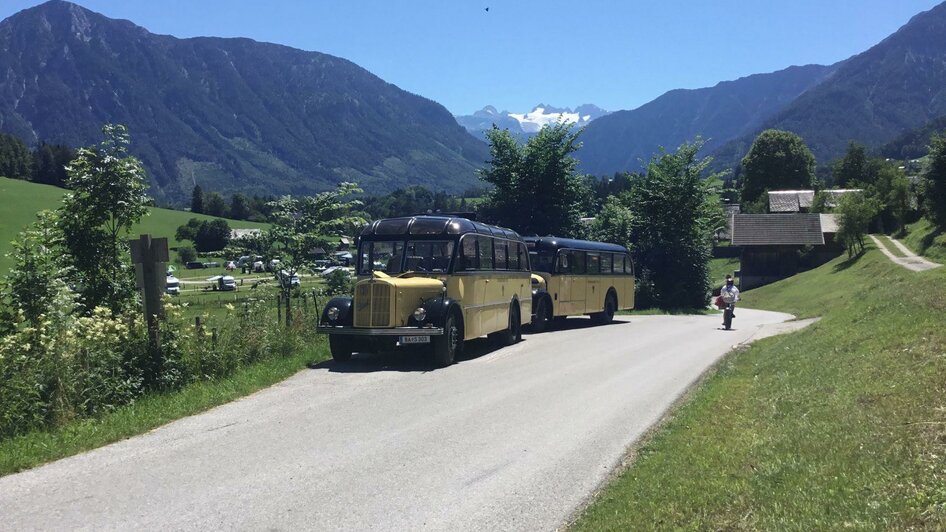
[{"x1": 316, "y1": 326, "x2": 444, "y2": 336}]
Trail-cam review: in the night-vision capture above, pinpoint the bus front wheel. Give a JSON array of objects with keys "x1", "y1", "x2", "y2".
[
  {"x1": 329, "y1": 335, "x2": 353, "y2": 362},
  {"x1": 531, "y1": 296, "x2": 552, "y2": 333},
  {"x1": 432, "y1": 311, "x2": 462, "y2": 367}
]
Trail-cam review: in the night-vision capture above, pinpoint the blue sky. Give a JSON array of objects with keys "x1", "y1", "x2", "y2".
[{"x1": 1, "y1": 1, "x2": 941, "y2": 115}]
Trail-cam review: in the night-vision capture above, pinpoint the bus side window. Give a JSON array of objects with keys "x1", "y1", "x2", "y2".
[
  {"x1": 587, "y1": 252, "x2": 600, "y2": 275},
  {"x1": 479, "y1": 236, "x2": 494, "y2": 270},
  {"x1": 520, "y1": 244, "x2": 530, "y2": 270},
  {"x1": 461, "y1": 236, "x2": 477, "y2": 270},
  {"x1": 495, "y1": 240, "x2": 508, "y2": 270},
  {"x1": 557, "y1": 251, "x2": 568, "y2": 273},
  {"x1": 570, "y1": 251, "x2": 587, "y2": 274},
  {"x1": 601, "y1": 252, "x2": 612, "y2": 274},
  {"x1": 508, "y1": 241, "x2": 519, "y2": 270}
]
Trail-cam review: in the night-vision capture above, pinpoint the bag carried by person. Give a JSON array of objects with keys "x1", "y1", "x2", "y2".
[{"x1": 714, "y1": 295, "x2": 726, "y2": 309}]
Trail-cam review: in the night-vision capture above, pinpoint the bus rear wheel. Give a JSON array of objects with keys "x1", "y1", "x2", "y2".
[
  {"x1": 492, "y1": 304, "x2": 521, "y2": 347},
  {"x1": 592, "y1": 292, "x2": 617, "y2": 325}
]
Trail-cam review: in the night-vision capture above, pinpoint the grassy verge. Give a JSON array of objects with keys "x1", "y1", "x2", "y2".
[
  {"x1": 709, "y1": 256, "x2": 740, "y2": 287},
  {"x1": 900, "y1": 218, "x2": 946, "y2": 262},
  {"x1": 573, "y1": 246, "x2": 946, "y2": 529},
  {"x1": 0, "y1": 340, "x2": 329, "y2": 476}
]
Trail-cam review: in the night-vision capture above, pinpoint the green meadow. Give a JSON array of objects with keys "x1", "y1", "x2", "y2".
[
  {"x1": 575, "y1": 245, "x2": 946, "y2": 529},
  {"x1": 0, "y1": 176, "x2": 269, "y2": 273}
]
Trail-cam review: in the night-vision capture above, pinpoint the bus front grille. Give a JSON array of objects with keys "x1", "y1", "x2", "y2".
[{"x1": 354, "y1": 282, "x2": 393, "y2": 327}]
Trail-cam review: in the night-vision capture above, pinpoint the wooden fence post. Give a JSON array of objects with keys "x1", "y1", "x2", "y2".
[{"x1": 129, "y1": 234, "x2": 169, "y2": 383}]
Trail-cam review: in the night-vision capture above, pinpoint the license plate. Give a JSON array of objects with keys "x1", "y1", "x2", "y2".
[{"x1": 399, "y1": 335, "x2": 430, "y2": 345}]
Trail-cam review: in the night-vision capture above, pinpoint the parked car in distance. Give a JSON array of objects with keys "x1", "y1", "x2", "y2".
[
  {"x1": 208, "y1": 275, "x2": 238, "y2": 291},
  {"x1": 166, "y1": 274, "x2": 181, "y2": 296},
  {"x1": 203, "y1": 261, "x2": 220, "y2": 269},
  {"x1": 252, "y1": 260, "x2": 265, "y2": 273},
  {"x1": 225, "y1": 261, "x2": 236, "y2": 271},
  {"x1": 278, "y1": 269, "x2": 301, "y2": 288},
  {"x1": 186, "y1": 261, "x2": 205, "y2": 269},
  {"x1": 266, "y1": 258, "x2": 281, "y2": 272}
]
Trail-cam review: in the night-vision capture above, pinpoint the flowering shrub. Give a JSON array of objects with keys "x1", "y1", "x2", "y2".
[{"x1": 0, "y1": 296, "x2": 320, "y2": 440}]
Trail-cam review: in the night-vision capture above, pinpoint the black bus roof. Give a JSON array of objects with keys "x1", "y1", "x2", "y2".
[
  {"x1": 523, "y1": 236, "x2": 629, "y2": 254},
  {"x1": 360, "y1": 216, "x2": 524, "y2": 241}
]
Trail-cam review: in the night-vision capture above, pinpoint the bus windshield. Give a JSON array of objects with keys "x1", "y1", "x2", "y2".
[{"x1": 358, "y1": 240, "x2": 455, "y2": 275}]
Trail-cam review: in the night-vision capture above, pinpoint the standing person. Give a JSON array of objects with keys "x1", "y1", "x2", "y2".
[{"x1": 720, "y1": 275, "x2": 740, "y2": 324}]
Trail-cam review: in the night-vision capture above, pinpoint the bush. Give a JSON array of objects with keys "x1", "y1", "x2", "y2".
[
  {"x1": 177, "y1": 245, "x2": 197, "y2": 264},
  {"x1": 325, "y1": 268, "x2": 354, "y2": 296},
  {"x1": 0, "y1": 296, "x2": 321, "y2": 440}
]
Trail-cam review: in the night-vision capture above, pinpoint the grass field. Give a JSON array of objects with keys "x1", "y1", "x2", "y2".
[
  {"x1": 574, "y1": 244, "x2": 946, "y2": 529},
  {"x1": 0, "y1": 176, "x2": 269, "y2": 273},
  {"x1": 899, "y1": 218, "x2": 946, "y2": 262}
]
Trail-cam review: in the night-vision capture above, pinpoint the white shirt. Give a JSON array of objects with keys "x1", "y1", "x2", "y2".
[{"x1": 721, "y1": 283, "x2": 740, "y2": 303}]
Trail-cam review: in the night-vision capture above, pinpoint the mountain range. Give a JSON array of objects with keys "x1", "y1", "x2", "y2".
[
  {"x1": 2, "y1": 1, "x2": 946, "y2": 200},
  {"x1": 579, "y1": 1, "x2": 946, "y2": 176},
  {"x1": 0, "y1": 1, "x2": 488, "y2": 203},
  {"x1": 576, "y1": 64, "x2": 836, "y2": 175}
]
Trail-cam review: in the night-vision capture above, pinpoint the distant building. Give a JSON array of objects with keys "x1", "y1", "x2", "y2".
[
  {"x1": 230, "y1": 228, "x2": 262, "y2": 240},
  {"x1": 732, "y1": 213, "x2": 843, "y2": 290},
  {"x1": 767, "y1": 189, "x2": 862, "y2": 213},
  {"x1": 716, "y1": 204, "x2": 741, "y2": 241}
]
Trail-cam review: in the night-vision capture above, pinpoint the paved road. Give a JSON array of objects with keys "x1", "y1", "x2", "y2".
[
  {"x1": 869, "y1": 234, "x2": 942, "y2": 272},
  {"x1": 1, "y1": 309, "x2": 799, "y2": 531}
]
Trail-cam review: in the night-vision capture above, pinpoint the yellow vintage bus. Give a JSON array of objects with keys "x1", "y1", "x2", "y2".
[
  {"x1": 317, "y1": 216, "x2": 532, "y2": 366},
  {"x1": 524, "y1": 236, "x2": 635, "y2": 331}
]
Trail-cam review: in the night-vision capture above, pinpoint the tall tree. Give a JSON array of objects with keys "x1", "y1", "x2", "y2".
[
  {"x1": 31, "y1": 142, "x2": 76, "y2": 188},
  {"x1": 836, "y1": 192, "x2": 881, "y2": 257},
  {"x1": 740, "y1": 129, "x2": 816, "y2": 208},
  {"x1": 266, "y1": 182, "x2": 366, "y2": 325},
  {"x1": 479, "y1": 123, "x2": 591, "y2": 237},
  {"x1": 203, "y1": 191, "x2": 227, "y2": 217},
  {"x1": 588, "y1": 195, "x2": 635, "y2": 250},
  {"x1": 831, "y1": 141, "x2": 878, "y2": 187},
  {"x1": 175, "y1": 218, "x2": 231, "y2": 252},
  {"x1": 629, "y1": 139, "x2": 723, "y2": 309},
  {"x1": 58, "y1": 124, "x2": 150, "y2": 314},
  {"x1": 0, "y1": 133, "x2": 32, "y2": 180},
  {"x1": 191, "y1": 184, "x2": 204, "y2": 214},
  {"x1": 229, "y1": 193, "x2": 252, "y2": 220},
  {"x1": 923, "y1": 132, "x2": 946, "y2": 229}
]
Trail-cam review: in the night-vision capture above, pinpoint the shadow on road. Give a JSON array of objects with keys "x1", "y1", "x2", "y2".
[
  {"x1": 310, "y1": 318, "x2": 630, "y2": 373},
  {"x1": 309, "y1": 336, "x2": 513, "y2": 373},
  {"x1": 527, "y1": 316, "x2": 631, "y2": 333}
]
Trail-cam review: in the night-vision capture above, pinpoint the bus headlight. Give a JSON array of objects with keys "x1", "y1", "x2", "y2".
[
  {"x1": 327, "y1": 306, "x2": 340, "y2": 322},
  {"x1": 413, "y1": 307, "x2": 427, "y2": 322}
]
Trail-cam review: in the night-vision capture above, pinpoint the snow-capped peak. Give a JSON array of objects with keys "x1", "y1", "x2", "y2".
[
  {"x1": 455, "y1": 104, "x2": 609, "y2": 138},
  {"x1": 508, "y1": 106, "x2": 584, "y2": 133}
]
